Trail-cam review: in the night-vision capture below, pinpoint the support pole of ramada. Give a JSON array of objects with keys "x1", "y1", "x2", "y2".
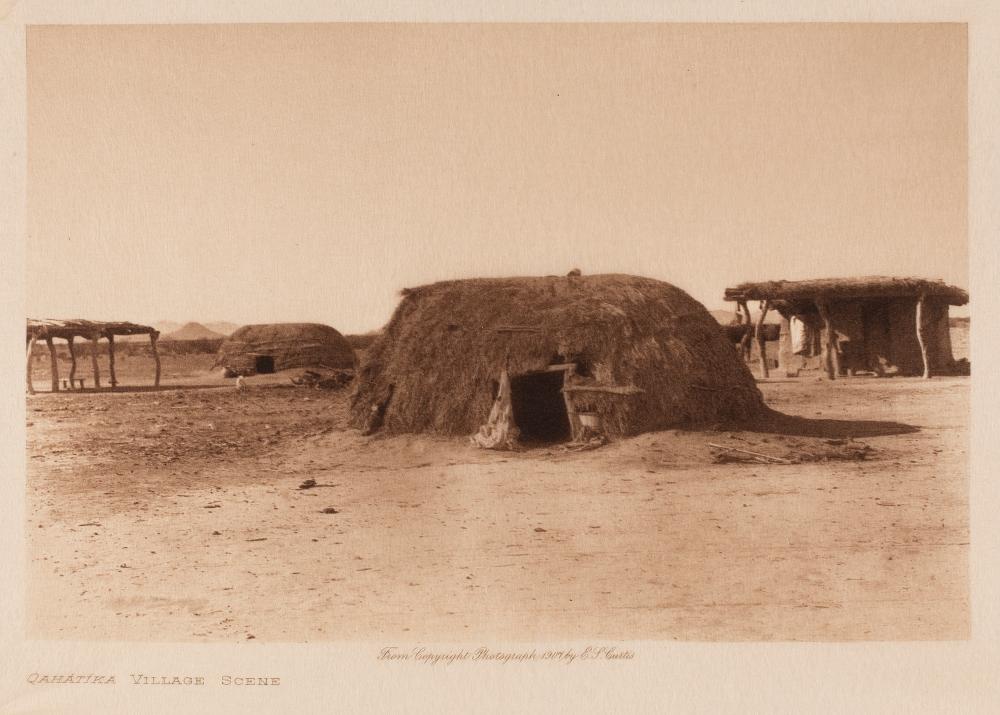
[
  {"x1": 108, "y1": 334, "x2": 118, "y2": 387},
  {"x1": 737, "y1": 300, "x2": 752, "y2": 362},
  {"x1": 150, "y1": 331, "x2": 161, "y2": 387},
  {"x1": 755, "y1": 300, "x2": 771, "y2": 378},
  {"x1": 916, "y1": 294, "x2": 931, "y2": 379},
  {"x1": 67, "y1": 336, "x2": 77, "y2": 388},
  {"x1": 26, "y1": 334, "x2": 37, "y2": 394},
  {"x1": 46, "y1": 336, "x2": 60, "y2": 392},
  {"x1": 817, "y1": 300, "x2": 836, "y2": 381},
  {"x1": 90, "y1": 333, "x2": 102, "y2": 389}
]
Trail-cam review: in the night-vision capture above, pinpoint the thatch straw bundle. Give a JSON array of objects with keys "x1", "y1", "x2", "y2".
[
  {"x1": 350, "y1": 274, "x2": 764, "y2": 438},
  {"x1": 215, "y1": 323, "x2": 355, "y2": 374}
]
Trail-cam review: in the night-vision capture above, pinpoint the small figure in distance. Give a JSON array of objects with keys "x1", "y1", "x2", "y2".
[{"x1": 236, "y1": 374, "x2": 247, "y2": 391}]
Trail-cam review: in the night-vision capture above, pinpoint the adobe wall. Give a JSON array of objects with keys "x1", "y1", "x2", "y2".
[{"x1": 830, "y1": 297, "x2": 954, "y2": 375}]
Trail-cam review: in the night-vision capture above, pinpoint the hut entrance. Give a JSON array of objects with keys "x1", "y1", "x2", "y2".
[
  {"x1": 254, "y1": 355, "x2": 275, "y2": 374},
  {"x1": 509, "y1": 371, "x2": 571, "y2": 444}
]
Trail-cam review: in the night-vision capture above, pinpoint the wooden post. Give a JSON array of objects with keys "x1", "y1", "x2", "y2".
[
  {"x1": 46, "y1": 337, "x2": 60, "y2": 392},
  {"x1": 830, "y1": 328, "x2": 841, "y2": 377},
  {"x1": 755, "y1": 300, "x2": 771, "y2": 378},
  {"x1": 817, "y1": 300, "x2": 836, "y2": 380},
  {"x1": 916, "y1": 294, "x2": 931, "y2": 379},
  {"x1": 150, "y1": 331, "x2": 161, "y2": 387},
  {"x1": 778, "y1": 315, "x2": 794, "y2": 377},
  {"x1": 26, "y1": 334, "x2": 37, "y2": 394},
  {"x1": 107, "y1": 334, "x2": 118, "y2": 387},
  {"x1": 737, "y1": 300, "x2": 752, "y2": 362},
  {"x1": 90, "y1": 333, "x2": 102, "y2": 389},
  {"x1": 561, "y1": 365, "x2": 580, "y2": 442},
  {"x1": 67, "y1": 336, "x2": 77, "y2": 388}
]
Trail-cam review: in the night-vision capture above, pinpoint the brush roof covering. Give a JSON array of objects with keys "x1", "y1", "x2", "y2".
[
  {"x1": 724, "y1": 276, "x2": 968, "y2": 305},
  {"x1": 350, "y1": 274, "x2": 765, "y2": 437},
  {"x1": 27, "y1": 319, "x2": 158, "y2": 340}
]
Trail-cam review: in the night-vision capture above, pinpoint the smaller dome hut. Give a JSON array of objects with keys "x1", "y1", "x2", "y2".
[{"x1": 215, "y1": 323, "x2": 355, "y2": 376}]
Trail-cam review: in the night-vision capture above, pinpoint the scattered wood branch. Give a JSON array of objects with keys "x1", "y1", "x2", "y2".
[{"x1": 708, "y1": 443, "x2": 793, "y2": 464}]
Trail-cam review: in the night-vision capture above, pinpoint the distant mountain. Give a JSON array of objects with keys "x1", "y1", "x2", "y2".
[
  {"x1": 114, "y1": 320, "x2": 181, "y2": 342},
  {"x1": 163, "y1": 322, "x2": 225, "y2": 341},
  {"x1": 154, "y1": 320, "x2": 183, "y2": 336},
  {"x1": 204, "y1": 321, "x2": 240, "y2": 336}
]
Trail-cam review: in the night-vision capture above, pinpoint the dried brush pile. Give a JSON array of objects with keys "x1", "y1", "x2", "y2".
[
  {"x1": 215, "y1": 323, "x2": 355, "y2": 375},
  {"x1": 350, "y1": 274, "x2": 765, "y2": 438}
]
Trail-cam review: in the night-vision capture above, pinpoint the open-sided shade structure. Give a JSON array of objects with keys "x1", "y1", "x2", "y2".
[
  {"x1": 723, "y1": 277, "x2": 969, "y2": 379},
  {"x1": 26, "y1": 319, "x2": 161, "y2": 393}
]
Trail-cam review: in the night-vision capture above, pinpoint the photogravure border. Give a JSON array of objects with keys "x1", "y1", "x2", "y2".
[{"x1": 1, "y1": 2, "x2": 997, "y2": 713}]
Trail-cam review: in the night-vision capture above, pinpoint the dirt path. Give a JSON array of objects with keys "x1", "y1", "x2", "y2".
[{"x1": 25, "y1": 376, "x2": 968, "y2": 641}]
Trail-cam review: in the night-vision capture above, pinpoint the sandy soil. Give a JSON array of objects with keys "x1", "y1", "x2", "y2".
[{"x1": 25, "y1": 365, "x2": 968, "y2": 642}]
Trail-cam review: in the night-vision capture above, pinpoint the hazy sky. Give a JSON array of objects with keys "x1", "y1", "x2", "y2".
[{"x1": 27, "y1": 23, "x2": 968, "y2": 332}]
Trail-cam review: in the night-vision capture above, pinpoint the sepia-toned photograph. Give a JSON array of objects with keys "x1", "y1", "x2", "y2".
[{"x1": 21, "y1": 21, "x2": 972, "y2": 647}]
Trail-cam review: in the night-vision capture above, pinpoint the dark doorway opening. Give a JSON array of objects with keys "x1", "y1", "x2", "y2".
[
  {"x1": 254, "y1": 355, "x2": 275, "y2": 374},
  {"x1": 510, "y1": 371, "x2": 570, "y2": 444},
  {"x1": 861, "y1": 300, "x2": 891, "y2": 374}
]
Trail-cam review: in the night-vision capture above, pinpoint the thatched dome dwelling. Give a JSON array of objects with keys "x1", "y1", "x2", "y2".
[
  {"x1": 350, "y1": 274, "x2": 764, "y2": 445},
  {"x1": 215, "y1": 323, "x2": 355, "y2": 376}
]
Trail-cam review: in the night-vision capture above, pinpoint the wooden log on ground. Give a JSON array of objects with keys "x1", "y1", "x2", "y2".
[
  {"x1": 817, "y1": 300, "x2": 836, "y2": 380},
  {"x1": 67, "y1": 336, "x2": 77, "y2": 388},
  {"x1": 26, "y1": 334, "x2": 37, "y2": 394},
  {"x1": 150, "y1": 332, "x2": 161, "y2": 386},
  {"x1": 45, "y1": 337, "x2": 60, "y2": 392},
  {"x1": 107, "y1": 334, "x2": 117, "y2": 387},
  {"x1": 708, "y1": 443, "x2": 793, "y2": 464},
  {"x1": 90, "y1": 333, "x2": 102, "y2": 389},
  {"x1": 916, "y1": 293, "x2": 931, "y2": 379},
  {"x1": 756, "y1": 300, "x2": 771, "y2": 378}
]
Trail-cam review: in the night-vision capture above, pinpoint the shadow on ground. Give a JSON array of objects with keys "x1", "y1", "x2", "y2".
[{"x1": 744, "y1": 408, "x2": 920, "y2": 438}]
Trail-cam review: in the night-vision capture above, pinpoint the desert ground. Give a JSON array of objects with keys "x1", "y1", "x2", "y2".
[{"x1": 25, "y1": 342, "x2": 969, "y2": 642}]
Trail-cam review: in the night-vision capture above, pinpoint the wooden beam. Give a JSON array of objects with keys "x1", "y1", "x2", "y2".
[
  {"x1": 67, "y1": 336, "x2": 77, "y2": 389},
  {"x1": 46, "y1": 337, "x2": 59, "y2": 392},
  {"x1": 755, "y1": 300, "x2": 771, "y2": 378},
  {"x1": 916, "y1": 294, "x2": 931, "y2": 379},
  {"x1": 562, "y1": 385, "x2": 643, "y2": 395},
  {"x1": 107, "y1": 334, "x2": 117, "y2": 387},
  {"x1": 816, "y1": 300, "x2": 836, "y2": 380},
  {"x1": 26, "y1": 334, "x2": 37, "y2": 395},
  {"x1": 90, "y1": 333, "x2": 102, "y2": 389},
  {"x1": 561, "y1": 364, "x2": 580, "y2": 441},
  {"x1": 150, "y1": 332, "x2": 161, "y2": 386}
]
